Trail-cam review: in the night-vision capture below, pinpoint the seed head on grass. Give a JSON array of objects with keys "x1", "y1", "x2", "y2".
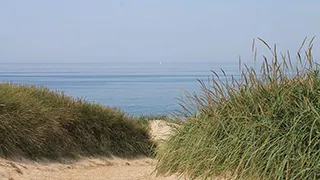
[{"x1": 156, "y1": 37, "x2": 320, "y2": 180}]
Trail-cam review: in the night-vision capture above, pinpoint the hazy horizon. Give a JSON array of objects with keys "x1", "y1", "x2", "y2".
[{"x1": 1, "y1": 1, "x2": 319, "y2": 63}]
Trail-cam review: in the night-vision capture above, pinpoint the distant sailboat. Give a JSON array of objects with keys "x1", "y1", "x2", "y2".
[{"x1": 159, "y1": 61, "x2": 162, "y2": 65}]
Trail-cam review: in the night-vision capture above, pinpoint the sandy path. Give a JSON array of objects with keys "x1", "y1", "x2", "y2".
[
  {"x1": 0, "y1": 120, "x2": 182, "y2": 180},
  {"x1": 0, "y1": 157, "x2": 178, "y2": 180}
]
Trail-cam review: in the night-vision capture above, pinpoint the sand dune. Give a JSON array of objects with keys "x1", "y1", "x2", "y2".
[{"x1": 0, "y1": 120, "x2": 182, "y2": 180}]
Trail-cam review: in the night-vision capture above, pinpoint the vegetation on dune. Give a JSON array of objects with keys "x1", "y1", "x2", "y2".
[
  {"x1": 132, "y1": 114, "x2": 173, "y2": 126},
  {"x1": 132, "y1": 114, "x2": 181, "y2": 127},
  {"x1": 0, "y1": 84, "x2": 153, "y2": 159},
  {"x1": 156, "y1": 38, "x2": 320, "y2": 179}
]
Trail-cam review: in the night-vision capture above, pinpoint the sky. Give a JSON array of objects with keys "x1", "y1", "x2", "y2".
[{"x1": 0, "y1": 1, "x2": 319, "y2": 63}]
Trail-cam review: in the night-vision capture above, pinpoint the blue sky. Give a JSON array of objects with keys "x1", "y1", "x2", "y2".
[{"x1": 0, "y1": 1, "x2": 319, "y2": 63}]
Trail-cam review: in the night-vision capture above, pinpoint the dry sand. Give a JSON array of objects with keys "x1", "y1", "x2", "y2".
[
  {"x1": 0, "y1": 120, "x2": 183, "y2": 180},
  {"x1": 0, "y1": 157, "x2": 179, "y2": 180}
]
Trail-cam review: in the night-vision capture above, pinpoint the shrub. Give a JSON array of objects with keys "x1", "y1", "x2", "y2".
[{"x1": 156, "y1": 38, "x2": 320, "y2": 179}]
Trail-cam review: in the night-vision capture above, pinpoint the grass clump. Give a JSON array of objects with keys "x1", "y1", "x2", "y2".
[
  {"x1": 132, "y1": 114, "x2": 173, "y2": 126},
  {"x1": 132, "y1": 114, "x2": 180, "y2": 128},
  {"x1": 156, "y1": 37, "x2": 320, "y2": 179},
  {"x1": 0, "y1": 84, "x2": 152, "y2": 159}
]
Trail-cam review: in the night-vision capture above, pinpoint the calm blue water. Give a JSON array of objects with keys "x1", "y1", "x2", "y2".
[{"x1": 0, "y1": 62, "x2": 242, "y2": 115}]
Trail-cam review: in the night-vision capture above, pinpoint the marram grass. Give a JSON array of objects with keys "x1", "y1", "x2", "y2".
[
  {"x1": 156, "y1": 38, "x2": 320, "y2": 180},
  {"x1": 0, "y1": 84, "x2": 152, "y2": 159}
]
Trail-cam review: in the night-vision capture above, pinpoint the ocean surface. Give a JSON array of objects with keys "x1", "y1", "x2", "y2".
[{"x1": 0, "y1": 62, "x2": 242, "y2": 115}]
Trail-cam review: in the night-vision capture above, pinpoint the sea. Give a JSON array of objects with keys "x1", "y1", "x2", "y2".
[{"x1": 0, "y1": 62, "x2": 244, "y2": 115}]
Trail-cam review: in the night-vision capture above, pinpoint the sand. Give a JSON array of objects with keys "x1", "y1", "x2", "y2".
[
  {"x1": 0, "y1": 120, "x2": 183, "y2": 180},
  {"x1": 0, "y1": 157, "x2": 179, "y2": 180}
]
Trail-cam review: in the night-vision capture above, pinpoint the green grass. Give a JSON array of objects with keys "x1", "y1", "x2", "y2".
[
  {"x1": 155, "y1": 37, "x2": 320, "y2": 179},
  {"x1": 0, "y1": 84, "x2": 153, "y2": 159},
  {"x1": 132, "y1": 114, "x2": 180, "y2": 127}
]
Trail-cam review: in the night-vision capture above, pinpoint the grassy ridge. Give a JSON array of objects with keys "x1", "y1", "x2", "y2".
[
  {"x1": 0, "y1": 84, "x2": 152, "y2": 159},
  {"x1": 156, "y1": 38, "x2": 320, "y2": 179}
]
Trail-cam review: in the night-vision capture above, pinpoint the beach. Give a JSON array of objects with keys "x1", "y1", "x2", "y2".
[{"x1": 0, "y1": 120, "x2": 181, "y2": 180}]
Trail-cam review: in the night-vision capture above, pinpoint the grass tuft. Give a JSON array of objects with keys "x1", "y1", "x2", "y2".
[
  {"x1": 0, "y1": 84, "x2": 152, "y2": 159},
  {"x1": 156, "y1": 37, "x2": 320, "y2": 179}
]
